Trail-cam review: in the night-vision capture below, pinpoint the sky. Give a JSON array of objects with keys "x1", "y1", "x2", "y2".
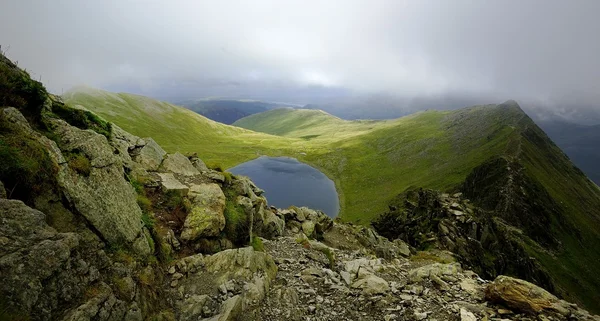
[{"x1": 1, "y1": 0, "x2": 600, "y2": 123}]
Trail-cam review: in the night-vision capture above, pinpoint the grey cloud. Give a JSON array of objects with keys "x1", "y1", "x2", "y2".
[{"x1": 1, "y1": 0, "x2": 599, "y2": 122}]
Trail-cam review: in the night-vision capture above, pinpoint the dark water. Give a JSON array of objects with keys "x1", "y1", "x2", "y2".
[{"x1": 228, "y1": 156, "x2": 339, "y2": 218}]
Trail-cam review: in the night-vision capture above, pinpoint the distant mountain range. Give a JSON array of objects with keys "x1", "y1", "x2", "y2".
[
  {"x1": 177, "y1": 97, "x2": 600, "y2": 188},
  {"x1": 177, "y1": 99, "x2": 299, "y2": 124}
]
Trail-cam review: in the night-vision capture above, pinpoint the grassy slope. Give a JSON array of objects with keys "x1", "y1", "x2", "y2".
[
  {"x1": 239, "y1": 103, "x2": 600, "y2": 311},
  {"x1": 516, "y1": 118, "x2": 600, "y2": 309},
  {"x1": 65, "y1": 89, "x2": 600, "y2": 310},
  {"x1": 235, "y1": 105, "x2": 518, "y2": 223},
  {"x1": 63, "y1": 87, "x2": 301, "y2": 168}
]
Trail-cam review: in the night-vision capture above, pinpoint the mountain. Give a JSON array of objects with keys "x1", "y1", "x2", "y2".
[
  {"x1": 538, "y1": 120, "x2": 600, "y2": 185},
  {"x1": 177, "y1": 98, "x2": 298, "y2": 124},
  {"x1": 65, "y1": 86, "x2": 600, "y2": 312},
  {"x1": 234, "y1": 104, "x2": 600, "y2": 310},
  {"x1": 1, "y1": 53, "x2": 599, "y2": 318},
  {"x1": 62, "y1": 87, "x2": 295, "y2": 169}
]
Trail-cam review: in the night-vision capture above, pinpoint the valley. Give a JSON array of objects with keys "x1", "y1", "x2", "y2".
[{"x1": 64, "y1": 87, "x2": 600, "y2": 311}]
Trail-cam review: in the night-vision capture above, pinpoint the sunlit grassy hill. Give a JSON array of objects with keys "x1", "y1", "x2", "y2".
[
  {"x1": 64, "y1": 88, "x2": 600, "y2": 311},
  {"x1": 63, "y1": 87, "x2": 300, "y2": 168}
]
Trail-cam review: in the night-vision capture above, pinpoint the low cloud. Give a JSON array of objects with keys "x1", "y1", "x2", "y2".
[{"x1": 1, "y1": 0, "x2": 599, "y2": 122}]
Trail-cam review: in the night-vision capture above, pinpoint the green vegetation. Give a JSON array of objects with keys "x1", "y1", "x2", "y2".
[
  {"x1": 0, "y1": 54, "x2": 47, "y2": 124},
  {"x1": 318, "y1": 246, "x2": 335, "y2": 269},
  {"x1": 0, "y1": 115, "x2": 56, "y2": 201},
  {"x1": 142, "y1": 212, "x2": 155, "y2": 229},
  {"x1": 222, "y1": 187, "x2": 250, "y2": 245},
  {"x1": 66, "y1": 151, "x2": 91, "y2": 176},
  {"x1": 222, "y1": 171, "x2": 234, "y2": 184},
  {"x1": 63, "y1": 88, "x2": 516, "y2": 223},
  {"x1": 64, "y1": 89, "x2": 600, "y2": 312},
  {"x1": 251, "y1": 235, "x2": 264, "y2": 252},
  {"x1": 50, "y1": 100, "x2": 112, "y2": 138}
]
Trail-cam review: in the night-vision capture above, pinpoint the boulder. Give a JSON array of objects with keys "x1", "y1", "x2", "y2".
[
  {"x1": 180, "y1": 294, "x2": 216, "y2": 320},
  {"x1": 208, "y1": 295, "x2": 242, "y2": 321},
  {"x1": 109, "y1": 124, "x2": 141, "y2": 168},
  {"x1": 180, "y1": 183, "x2": 226, "y2": 241},
  {"x1": 50, "y1": 119, "x2": 147, "y2": 248},
  {"x1": 485, "y1": 275, "x2": 567, "y2": 315},
  {"x1": 189, "y1": 154, "x2": 209, "y2": 172},
  {"x1": 261, "y1": 210, "x2": 285, "y2": 239},
  {"x1": 202, "y1": 247, "x2": 278, "y2": 283},
  {"x1": 0, "y1": 199, "x2": 79, "y2": 316},
  {"x1": 393, "y1": 239, "x2": 411, "y2": 257},
  {"x1": 157, "y1": 173, "x2": 190, "y2": 196},
  {"x1": 204, "y1": 170, "x2": 226, "y2": 183},
  {"x1": 409, "y1": 263, "x2": 462, "y2": 283},
  {"x1": 301, "y1": 220, "x2": 316, "y2": 237},
  {"x1": 459, "y1": 308, "x2": 477, "y2": 321},
  {"x1": 159, "y1": 152, "x2": 200, "y2": 176},
  {"x1": 132, "y1": 138, "x2": 166, "y2": 171},
  {"x1": 173, "y1": 248, "x2": 276, "y2": 319},
  {"x1": 351, "y1": 273, "x2": 390, "y2": 295}
]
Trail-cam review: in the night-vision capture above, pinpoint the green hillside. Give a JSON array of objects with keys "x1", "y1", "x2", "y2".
[
  {"x1": 63, "y1": 87, "x2": 300, "y2": 168},
  {"x1": 236, "y1": 103, "x2": 600, "y2": 310},
  {"x1": 64, "y1": 88, "x2": 600, "y2": 311}
]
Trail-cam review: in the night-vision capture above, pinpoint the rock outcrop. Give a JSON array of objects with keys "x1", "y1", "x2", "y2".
[
  {"x1": 49, "y1": 119, "x2": 149, "y2": 251},
  {"x1": 372, "y1": 188, "x2": 556, "y2": 293},
  {"x1": 181, "y1": 183, "x2": 227, "y2": 241}
]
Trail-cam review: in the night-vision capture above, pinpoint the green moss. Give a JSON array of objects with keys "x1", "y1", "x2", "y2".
[
  {"x1": 137, "y1": 194, "x2": 152, "y2": 213},
  {"x1": 145, "y1": 230, "x2": 155, "y2": 252},
  {"x1": 410, "y1": 251, "x2": 455, "y2": 264},
  {"x1": 0, "y1": 117, "x2": 57, "y2": 201},
  {"x1": 251, "y1": 235, "x2": 264, "y2": 252},
  {"x1": 207, "y1": 162, "x2": 224, "y2": 172},
  {"x1": 222, "y1": 187, "x2": 250, "y2": 245},
  {"x1": 0, "y1": 54, "x2": 47, "y2": 125},
  {"x1": 223, "y1": 171, "x2": 234, "y2": 184},
  {"x1": 50, "y1": 100, "x2": 112, "y2": 138},
  {"x1": 142, "y1": 212, "x2": 155, "y2": 229},
  {"x1": 66, "y1": 151, "x2": 91, "y2": 176},
  {"x1": 164, "y1": 190, "x2": 187, "y2": 212},
  {"x1": 317, "y1": 246, "x2": 335, "y2": 269}
]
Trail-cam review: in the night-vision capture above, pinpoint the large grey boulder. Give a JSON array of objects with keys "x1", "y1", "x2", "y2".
[
  {"x1": 157, "y1": 173, "x2": 190, "y2": 195},
  {"x1": 180, "y1": 183, "x2": 227, "y2": 241},
  {"x1": 49, "y1": 119, "x2": 149, "y2": 252},
  {"x1": 485, "y1": 275, "x2": 571, "y2": 315},
  {"x1": 131, "y1": 137, "x2": 166, "y2": 171},
  {"x1": 159, "y1": 152, "x2": 200, "y2": 176},
  {"x1": 351, "y1": 272, "x2": 390, "y2": 295},
  {"x1": 0, "y1": 199, "x2": 79, "y2": 317},
  {"x1": 189, "y1": 154, "x2": 209, "y2": 172},
  {"x1": 173, "y1": 247, "x2": 277, "y2": 320}
]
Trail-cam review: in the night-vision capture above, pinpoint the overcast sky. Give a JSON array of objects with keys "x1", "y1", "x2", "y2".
[{"x1": 1, "y1": 0, "x2": 600, "y2": 123}]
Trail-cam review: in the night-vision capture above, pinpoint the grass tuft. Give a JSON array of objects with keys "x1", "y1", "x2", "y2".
[
  {"x1": 66, "y1": 151, "x2": 91, "y2": 176},
  {"x1": 251, "y1": 235, "x2": 264, "y2": 252}
]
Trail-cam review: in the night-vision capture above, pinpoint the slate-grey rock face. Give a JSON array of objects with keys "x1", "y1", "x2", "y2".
[{"x1": 49, "y1": 119, "x2": 148, "y2": 251}]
